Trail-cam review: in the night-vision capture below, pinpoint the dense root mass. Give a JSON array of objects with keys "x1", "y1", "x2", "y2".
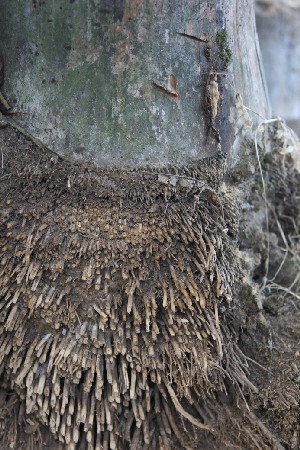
[
  {"x1": 0, "y1": 126, "x2": 251, "y2": 449},
  {"x1": 239, "y1": 125, "x2": 300, "y2": 450}
]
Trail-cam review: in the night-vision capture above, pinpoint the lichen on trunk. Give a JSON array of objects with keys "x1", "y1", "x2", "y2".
[{"x1": 0, "y1": 0, "x2": 269, "y2": 164}]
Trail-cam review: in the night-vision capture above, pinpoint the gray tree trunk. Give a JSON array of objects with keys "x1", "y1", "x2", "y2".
[{"x1": 0, "y1": 0, "x2": 269, "y2": 163}]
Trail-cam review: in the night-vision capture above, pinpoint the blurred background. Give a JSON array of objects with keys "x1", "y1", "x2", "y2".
[{"x1": 256, "y1": 0, "x2": 300, "y2": 135}]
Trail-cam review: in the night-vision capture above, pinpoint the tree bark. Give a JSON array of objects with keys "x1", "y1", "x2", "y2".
[{"x1": 0, "y1": 0, "x2": 269, "y2": 163}]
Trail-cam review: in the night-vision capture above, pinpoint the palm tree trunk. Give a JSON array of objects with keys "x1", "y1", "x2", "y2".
[{"x1": 2, "y1": 2, "x2": 297, "y2": 450}]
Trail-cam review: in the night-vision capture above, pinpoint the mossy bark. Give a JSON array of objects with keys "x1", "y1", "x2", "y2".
[{"x1": 0, "y1": 0, "x2": 269, "y2": 165}]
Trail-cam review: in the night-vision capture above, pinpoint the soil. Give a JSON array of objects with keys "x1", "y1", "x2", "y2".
[{"x1": 0, "y1": 118, "x2": 299, "y2": 450}]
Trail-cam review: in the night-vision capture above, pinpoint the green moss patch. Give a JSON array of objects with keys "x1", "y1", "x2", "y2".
[{"x1": 216, "y1": 31, "x2": 232, "y2": 70}]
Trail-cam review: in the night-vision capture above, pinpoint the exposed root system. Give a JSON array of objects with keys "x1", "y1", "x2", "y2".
[
  {"x1": 241, "y1": 123, "x2": 300, "y2": 450},
  {"x1": 0, "y1": 124, "x2": 251, "y2": 449},
  {"x1": 1, "y1": 122, "x2": 297, "y2": 450}
]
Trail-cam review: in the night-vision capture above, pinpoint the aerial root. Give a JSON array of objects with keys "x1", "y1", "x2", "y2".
[
  {"x1": 161, "y1": 377, "x2": 214, "y2": 432},
  {"x1": 162, "y1": 397, "x2": 194, "y2": 450},
  {"x1": 247, "y1": 412, "x2": 285, "y2": 450}
]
